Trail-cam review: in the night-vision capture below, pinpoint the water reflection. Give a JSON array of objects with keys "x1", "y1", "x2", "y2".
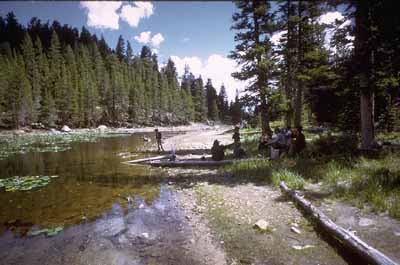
[
  {"x1": 0, "y1": 133, "x2": 169, "y2": 236},
  {"x1": 0, "y1": 186, "x2": 204, "y2": 265}
]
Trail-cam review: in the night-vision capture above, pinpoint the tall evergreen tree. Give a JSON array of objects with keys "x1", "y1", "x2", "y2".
[
  {"x1": 230, "y1": 0, "x2": 277, "y2": 136},
  {"x1": 205, "y1": 79, "x2": 219, "y2": 121}
]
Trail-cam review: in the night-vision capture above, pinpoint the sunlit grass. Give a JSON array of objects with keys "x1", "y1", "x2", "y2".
[{"x1": 224, "y1": 127, "x2": 400, "y2": 219}]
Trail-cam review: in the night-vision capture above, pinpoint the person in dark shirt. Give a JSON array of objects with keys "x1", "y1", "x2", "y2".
[
  {"x1": 211, "y1": 140, "x2": 225, "y2": 161},
  {"x1": 233, "y1": 142, "x2": 246, "y2": 159},
  {"x1": 154, "y1": 129, "x2": 165, "y2": 152},
  {"x1": 292, "y1": 126, "x2": 306, "y2": 154},
  {"x1": 258, "y1": 134, "x2": 269, "y2": 156},
  {"x1": 232, "y1": 126, "x2": 240, "y2": 143}
]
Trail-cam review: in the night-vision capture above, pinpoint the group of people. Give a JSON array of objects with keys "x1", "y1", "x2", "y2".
[
  {"x1": 155, "y1": 125, "x2": 306, "y2": 162},
  {"x1": 258, "y1": 126, "x2": 306, "y2": 158},
  {"x1": 211, "y1": 126, "x2": 246, "y2": 161}
]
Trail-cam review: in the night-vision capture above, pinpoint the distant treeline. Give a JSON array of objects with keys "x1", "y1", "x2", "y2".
[{"x1": 0, "y1": 13, "x2": 242, "y2": 129}]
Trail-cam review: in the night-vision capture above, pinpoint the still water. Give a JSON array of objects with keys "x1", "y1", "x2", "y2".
[{"x1": 0, "y1": 132, "x2": 169, "y2": 236}]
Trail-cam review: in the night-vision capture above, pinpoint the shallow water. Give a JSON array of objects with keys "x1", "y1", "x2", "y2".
[{"x1": 0, "y1": 133, "x2": 168, "y2": 236}]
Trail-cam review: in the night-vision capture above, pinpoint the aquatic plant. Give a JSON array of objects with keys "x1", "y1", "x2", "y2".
[{"x1": 0, "y1": 175, "x2": 58, "y2": 192}]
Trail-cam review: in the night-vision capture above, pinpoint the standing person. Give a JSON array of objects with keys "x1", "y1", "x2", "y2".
[
  {"x1": 233, "y1": 141, "x2": 246, "y2": 159},
  {"x1": 232, "y1": 126, "x2": 241, "y2": 143},
  {"x1": 154, "y1": 129, "x2": 165, "y2": 153}
]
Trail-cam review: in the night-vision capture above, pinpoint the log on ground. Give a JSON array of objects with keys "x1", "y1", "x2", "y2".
[
  {"x1": 280, "y1": 182, "x2": 398, "y2": 265},
  {"x1": 126, "y1": 154, "x2": 173, "y2": 164},
  {"x1": 146, "y1": 159, "x2": 234, "y2": 167}
]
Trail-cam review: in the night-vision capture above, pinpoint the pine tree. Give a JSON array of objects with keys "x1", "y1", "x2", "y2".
[
  {"x1": 21, "y1": 32, "x2": 41, "y2": 122},
  {"x1": 126, "y1": 41, "x2": 133, "y2": 64},
  {"x1": 64, "y1": 45, "x2": 79, "y2": 125},
  {"x1": 115, "y1": 35, "x2": 125, "y2": 61},
  {"x1": 231, "y1": 90, "x2": 242, "y2": 125},
  {"x1": 217, "y1": 84, "x2": 229, "y2": 122},
  {"x1": 205, "y1": 79, "x2": 219, "y2": 121},
  {"x1": 229, "y1": 0, "x2": 277, "y2": 136}
]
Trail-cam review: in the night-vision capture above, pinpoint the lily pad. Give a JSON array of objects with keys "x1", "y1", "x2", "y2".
[{"x1": 0, "y1": 175, "x2": 58, "y2": 192}]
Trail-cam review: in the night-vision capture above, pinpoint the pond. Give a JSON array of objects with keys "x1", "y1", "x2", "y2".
[
  {"x1": 0, "y1": 132, "x2": 217, "y2": 264},
  {"x1": 0, "y1": 132, "x2": 171, "y2": 237}
]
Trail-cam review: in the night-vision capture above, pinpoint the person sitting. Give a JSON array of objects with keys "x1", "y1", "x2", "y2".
[
  {"x1": 291, "y1": 126, "x2": 306, "y2": 155},
  {"x1": 267, "y1": 128, "x2": 287, "y2": 157},
  {"x1": 233, "y1": 142, "x2": 246, "y2": 159},
  {"x1": 258, "y1": 134, "x2": 269, "y2": 156},
  {"x1": 211, "y1": 140, "x2": 225, "y2": 161}
]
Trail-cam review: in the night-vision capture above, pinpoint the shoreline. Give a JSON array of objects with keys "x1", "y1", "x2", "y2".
[{"x1": 0, "y1": 122, "x2": 230, "y2": 137}]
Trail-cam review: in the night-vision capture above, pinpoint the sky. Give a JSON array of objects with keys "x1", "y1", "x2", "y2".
[{"x1": 0, "y1": 1, "x2": 347, "y2": 101}]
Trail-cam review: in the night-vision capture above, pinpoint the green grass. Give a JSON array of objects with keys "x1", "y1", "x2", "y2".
[
  {"x1": 226, "y1": 127, "x2": 400, "y2": 219},
  {"x1": 223, "y1": 159, "x2": 305, "y2": 190}
]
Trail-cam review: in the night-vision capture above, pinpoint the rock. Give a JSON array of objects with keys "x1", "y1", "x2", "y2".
[
  {"x1": 393, "y1": 231, "x2": 400, "y2": 237},
  {"x1": 185, "y1": 215, "x2": 191, "y2": 220},
  {"x1": 253, "y1": 219, "x2": 270, "y2": 231},
  {"x1": 97, "y1": 125, "x2": 107, "y2": 131},
  {"x1": 292, "y1": 245, "x2": 314, "y2": 250},
  {"x1": 13, "y1": 129, "x2": 25, "y2": 135},
  {"x1": 291, "y1": 226, "x2": 301, "y2": 234},
  {"x1": 358, "y1": 218, "x2": 375, "y2": 227},
  {"x1": 141, "y1": 232, "x2": 149, "y2": 239},
  {"x1": 61, "y1": 125, "x2": 72, "y2": 132}
]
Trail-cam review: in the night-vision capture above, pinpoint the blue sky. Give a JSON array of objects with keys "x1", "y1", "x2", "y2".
[
  {"x1": 0, "y1": 2, "x2": 236, "y2": 58},
  {"x1": 0, "y1": 1, "x2": 244, "y2": 100},
  {"x1": 0, "y1": 1, "x2": 345, "y2": 101}
]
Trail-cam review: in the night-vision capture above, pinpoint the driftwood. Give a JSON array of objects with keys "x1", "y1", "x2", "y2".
[
  {"x1": 280, "y1": 182, "x2": 398, "y2": 265},
  {"x1": 145, "y1": 159, "x2": 233, "y2": 167},
  {"x1": 126, "y1": 154, "x2": 173, "y2": 164}
]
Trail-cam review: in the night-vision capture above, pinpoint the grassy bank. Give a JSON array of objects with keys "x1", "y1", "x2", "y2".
[{"x1": 223, "y1": 130, "x2": 400, "y2": 219}]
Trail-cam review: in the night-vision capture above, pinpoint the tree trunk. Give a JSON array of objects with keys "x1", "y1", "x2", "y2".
[
  {"x1": 260, "y1": 94, "x2": 272, "y2": 137},
  {"x1": 360, "y1": 88, "x2": 375, "y2": 149},
  {"x1": 294, "y1": 82, "x2": 303, "y2": 127},
  {"x1": 284, "y1": 0, "x2": 295, "y2": 129},
  {"x1": 355, "y1": 1, "x2": 375, "y2": 149},
  {"x1": 252, "y1": 0, "x2": 271, "y2": 136},
  {"x1": 294, "y1": 0, "x2": 304, "y2": 127}
]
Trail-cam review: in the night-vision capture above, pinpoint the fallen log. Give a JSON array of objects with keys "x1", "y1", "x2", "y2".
[
  {"x1": 146, "y1": 159, "x2": 233, "y2": 167},
  {"x1": 126, "y1": 154, "x2": 173, "y2": 164},
  {"x1": 280, "y1": 182, "x2": 398, "y2": 265}
]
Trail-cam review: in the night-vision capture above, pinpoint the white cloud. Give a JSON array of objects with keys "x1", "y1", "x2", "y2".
[
  {"x1": 170, "y1": 55, "x2": 246, "y2": 101},
  {"x1": 151, "y1": 33, "x2": 165, "y2": 47},
  {"x1": 318, "y1": 11, "x2": 353, "y2": 53},
  {"x1": 151, "y1": 48, "x2": 159, "y2": 54},
  {"x1": 80, "y1": 1, "x2": 122, "y2": 30},
  {"x1": 318, "y1": 11, "x2": 344, "y2": 25},
  {"x1": 120, "y1": 1, "x2": 153, "y2": 27},
  {"x1": 134, "y1": 31, "x2": 152, "y2": 44},
  {"x1": 134, "y1": 32, "x2": 165, "y2": 48},
  {"x1": 182, "y1": 37, "x2": 190, "y2": 43},
  {"x1": 271, "y1": 30, "x2": 286, "y2": 46}
]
